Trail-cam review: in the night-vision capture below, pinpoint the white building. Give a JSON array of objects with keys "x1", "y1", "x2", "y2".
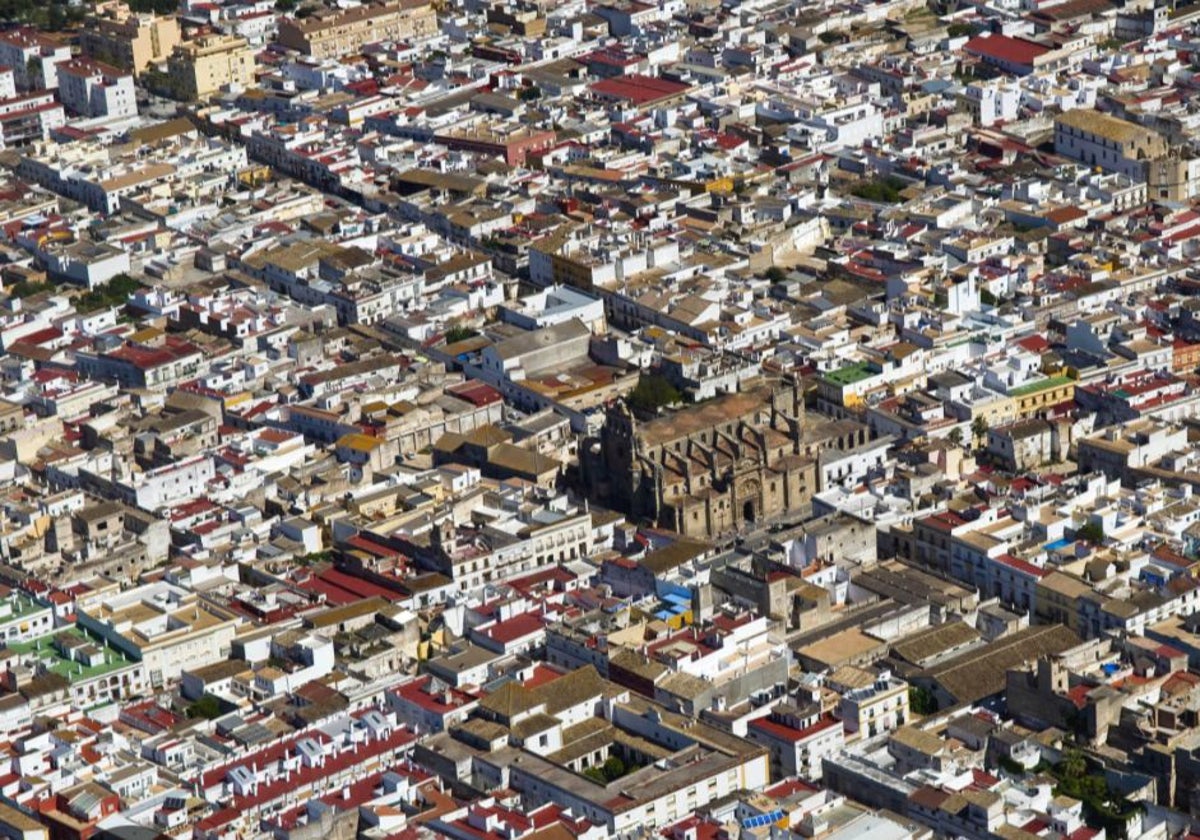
[
  {"x1": 39, "y1": 241, "x2": 130, "y2": 288},
  {"x1": 0, "y1": 91, "x2": 65, "y2": 148},
  {"x1": 835, "y1": 671, "x2": 911, "y2": 738},
  {"x1": 499, "y1": 285, "x2": 606, "y2": 334},
  {"x1": 962, "y1": 81, "x2": 1019, "y2": 127},
  {"x1": 0, "y1": 28, "x2": 71, "y2": 90},
  {"x1": 75, "y1": 581, "x2": 242, "y2": 686},
  {"x1": 56, "y1": 59, "x2": 137, "y2": 120},
  {"x1": 747, "y1": 704, "x2": 845, "y2": 780}
]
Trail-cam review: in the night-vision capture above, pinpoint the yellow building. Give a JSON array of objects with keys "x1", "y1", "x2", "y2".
[
  {"x1": 80, "y1": 10, "x2": 181, "y2": 75},
  {"x1": 167, "y1": 34, "x2": 255, "y2": 99},
  {"x1": 276, "y1": 0, "x2": 438, "y2": 59},
  {"x1": 1009, "y1": 375, "x2": 1076, "y2": 419},
  {"x1": 1034, "y1": 571, "x2": 1090, "y2": 635}
]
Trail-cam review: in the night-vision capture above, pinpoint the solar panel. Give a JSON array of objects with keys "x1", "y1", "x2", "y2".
[{"x1": 741, "y1": 811, "x2": 786, "y2": 829}]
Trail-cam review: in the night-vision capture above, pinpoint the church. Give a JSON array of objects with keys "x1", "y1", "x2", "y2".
[{"x1": 583, "y1": 381, "x2": 847, "y2": 539}]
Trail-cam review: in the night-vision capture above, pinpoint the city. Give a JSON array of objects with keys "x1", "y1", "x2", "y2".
[{"x1": 0, "y1": 0, "x2": 1194, "y2": 838}]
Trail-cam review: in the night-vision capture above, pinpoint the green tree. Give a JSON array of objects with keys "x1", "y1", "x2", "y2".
[
  {"x1": 909, "y1": 685, "x2": 937, "y2": 715},
  {"x1": 517, "y1": 86, "x2": 542, "y2": 101},
  {"x1": 602, "y1": 756, "x2": 626, "y2": 780},
  {"x1": 73, "y1": 273, "x2": 146, "y2": 313},
  {"x1": 948, "y1": 427, "x2": 964, "y2": 447},
  {"x1": 971, "y1": 415, "x2": 989, "y2": 445},
  {"x1": 1058, "y1": 750, "x2": 1088, "y2": 780},
  {"x1": 443, "y1": 325, "x2": 479, "y2": 344},
  {"x1": 1076, "y1": 522, "x2": 1105, "y2": 544},
  {"x1": 627, "y1": 374, "x2": 681, "y2": 414},
  {"x1": 47, "y1": 3, "x2": 66, "y2": 31},
  {"x1": 186, "y1": 694, "x2": 224, "y2": 720},
  {"x1": 7, "y1": 280, "x2": 52, "y2": 299},
  {"x1": 764, "y1": 266, "x2": 787, "y2": 283},
  {"x1": 849, "y1": 176, "x2": 908, "y2": 204}
]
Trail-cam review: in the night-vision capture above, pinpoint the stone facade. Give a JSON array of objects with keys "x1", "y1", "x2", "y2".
[{"x1": 583, "y1": 382, "x2": 824, "y2": 539}]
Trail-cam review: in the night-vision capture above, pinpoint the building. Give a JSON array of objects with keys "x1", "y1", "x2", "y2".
[
  {"x1": 0, "y1": 91, "x2": 65, "y2": 148},
  {"x1": 1054, "y1": 110, "x2": 1169, "y2": 180},
  {"x1": 75, "y1": 335, "x2": 204, "y2": 389},
  {"x1": 0, "y1": 592, "x2": 54, "y2": 644},
  {"x1": 389, "y1": 675, "x2": 479, "y2": 733},
  {"x1": 1148, "y1": 155, "x2": 1200, "y2": 202},
  {"x1": 55, "y1": 59, "x2": 137, "y2": 120},
  {"x1": 961, "y1": 81, "x2": 1019, "y2": 127},
  {"x1": 986, "y1": 418, "x2": 1056, "y2": 471},
  {"x1": 747, "y1": 704, "x2": 845, "y2": 780},
  {"x1": 276, "y1": 0, "x2": 438, "y2": 59},
  {"x1": 433, "y1": 126, "x2": 557, "y2": 167},
  {"x1": 74, "y1": 581, "x2": 242, "y2": 686},
  {"x1": 1, "y1": 626, "x2": 150, "y2": 711},
  {"x1": 0, "y1": 28, "x2": 71, "y2": 91},
  {"x1": 582, "y1": 383, "x2": 818, "y2": 538},
  {"x1": 167, "y1": 34, "x2": 255, "y2": 99},
  {"x1": 961, "y1": 34, "x2": 1054, "y2": 75},
  {"x1": 79, "y1": 11, "x2": 181, "y2": 75},
  {"x1": 834, "y1": 670, "x2": 911, "y2": 738}
]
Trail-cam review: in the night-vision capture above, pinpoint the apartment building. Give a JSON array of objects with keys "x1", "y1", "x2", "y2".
[
  {"x1": 79, "y1": 11, "x2": 181, "y2": 75},
  {"x1": 0, "y1": 28, "x2": 71, "y2": 91},
  {"x1": 167, "y1": 34, "x2": 255, "y2": 99},
  {"x1": 276, "y1": 0, "x2": 438, "y2": 59},
  {"x1": 56, "y1": 59, "x2": 137, "y2": 120}
]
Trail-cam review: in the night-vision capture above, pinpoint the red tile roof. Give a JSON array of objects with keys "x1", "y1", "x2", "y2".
[
  {"x1": 748, "y1": 714, "x2": 840, "y2": 744},
  {"x1": 589, "y1": 74, "x2": 690, "y2": 105},
  {"x1": 963, "y1": 34, "x2": 1050, "y2": 66}
]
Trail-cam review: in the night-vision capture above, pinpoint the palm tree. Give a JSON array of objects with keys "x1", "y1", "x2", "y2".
[{"x1": 971, "y1": 415, "x2": 989, "y2": 448}]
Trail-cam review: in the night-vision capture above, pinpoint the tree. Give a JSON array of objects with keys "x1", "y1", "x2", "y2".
[
  {"x1": 186, "y1": 694, "x2": 224, "y2": 720},
  {"x1": 1057, "y1": 750, "x2": 1088, "y2": 781},
  {"x1": 627, "y1": 374, "x2": 681, "y2": 414},
  {"x1": 517, "y1": 85, "x2": 541, "y2": 102},
  {"x1": 909, "y1": 685, "x2": 937, "y2": 715},
  {"x1": 25, "y1": 57, "x2": 41, "y2": 90},
  {"x1": 971, "y1": 415, "x2": 989, "y2": 445},
  {"x1": 849, "y1": 176, "x2": 908, "y2": 204},
  {"x1": 764, "y1": 266, "x2": 787, "y2": 283},
  {"x1": 1076, "y1": 522, "x2": 1105, "y2": 544},
  {"x1": 948, "y1": 427, "x2": 964, "y2": 447},
  {"x1": 72, "y1": 273, "x2": 146, "y2": 314},
  {"x1": 7, "y1": 279, "x2": 52, "y2": 299},
  {"x1": 443, "y1": 325, "x2": 479, "y2": 344},
  {"x1": 583, "y1": 755, "x2": 630, "y2": 783},
  {"x1": 602, "y1": 756, "x2": 625, "y2": 780},
  {"x1": 47, "y1": 3, "x2": 66, "y2": 31}
]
